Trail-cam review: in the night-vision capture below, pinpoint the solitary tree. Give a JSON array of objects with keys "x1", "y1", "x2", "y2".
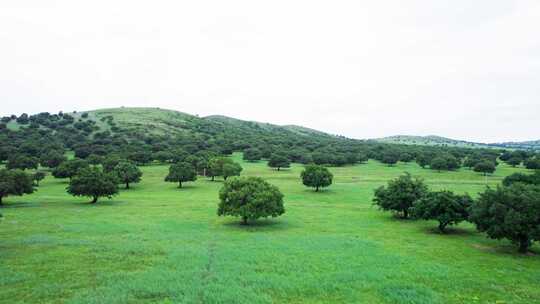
[
  {"x1": 222, "y1": 162, "x2": 242, "y2": 180},
  {"x1": 165, "y1": 162, "x2": 197, "y2": 188},
  {"x1": 469, "y1": 184, "x2": 540, "y2": 253},
  {"x1": 412, "y1": 190, "x2": 472, "y2": 233},
  {"x1": 114, "y1": 161, "x2": 142, "y2": 189},
  {"x1": 243, "y1": 148, "x2": 262, "y2": 162},
  {"x1": 218, "y1": 177, "x2": 285, "y2": 225},
  {"x1": 0, "y1": 169, "x2": 35, "y2": 205},
  {"x1": 373, "y1": 173, "x2": 428, "y2": 219},
  {"x1": 208, "y1": 157, "x2": 227, "y2": 181},
  {"x1": 268, "y1": 153, "x2": 290, "y2": 171},
  {"x1": 301, "y1": 164, "x2": 333, "y2": 192},
  {"x1": 67, "y1": 167, "x2": 118, "y2": 204},
  {"x1": 33, "y1": 171, "x2": 47, "y2": 186},
  {"x1": 473, "y1": 161, "x2": 496, "y2": 176}
]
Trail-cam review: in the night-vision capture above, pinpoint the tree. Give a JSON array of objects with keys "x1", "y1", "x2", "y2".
[
  {"x1": 301, "y1": 164, "x2": 333, "y2": 192},
  {"x1": 33, "y1": 171, "x2": 47, "y2": 186},
  {"x1": 400, "y1": 152, "x2": 414, "y2": 163},
  {"x1": 381, "y1": 150, "x2": 400, "y2": 166},
  {"x1": 268, "y1": 153, "x2": 290, "y2": 171},
  {"x1": 40, "y1": 151, "x2": 67, "y2": 168},
  {"x1": 373, "y1": 173, "x2": 428, "y2": 219},
  {"x1": 52, "y1": 159, "x2": 89, "y2": 180},
  {"x1": 506, "y1": 157, "x2": 522, "y2": 167},
  {"x1": 243, "y1": 148, "x2": 262, "y2": 162},
  {"x1": 430, "y1": 157, "x2": 448, "y2": 172},
  {"x1": 67, "y1": 167, "x2": 118, "y2": 204},
  {"x1": 207, "y1": 157, "x2": 228, "y2": 181},
  {"x1": 218, "y1": 177, "x2": 285, "y2": 225},
  {"x1": 469, "y1": 184, "x2": 540, "y2": 253},
  {"x1": 411, "y1": 190, "x2": 472, "y2": 233},
  {"x1": 222, "y1": 162, "x2": 242, "y2": 180},
  {"x1": 113, "y1": 161, "x2": 142, "y2": 189},
  {"x1": 502, "y1": 171, "x2": 540, "y2": 187},
  {"x1": 524, "y1": 158, "x2": 540, "y2": 170},
  {"x1": 165, "y1": 162, "x2": 197, "y2": 188},
  {"x1": 6, "y1": 155, "x2": 39, "y2": 170},
  {"x1": 0, "y1": 169, "x2": 35, "y2": 205},
  {"x1": 473, "y1": 161, "x2": 496, "y2": 176},
  {"x1": 153, "y1": 151, "x2": 174, "y2": 163},
  {"x1": 102, "y1": 156, "x2": 122, "y2": 173}
]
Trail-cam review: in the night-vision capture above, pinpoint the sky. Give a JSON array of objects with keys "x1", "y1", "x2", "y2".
[{"x1": 1, "y1": 0, "x2": 539, "y2": 143}]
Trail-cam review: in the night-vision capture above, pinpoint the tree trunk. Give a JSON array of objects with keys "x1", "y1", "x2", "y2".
[
  {"x1": 241, "y1": 216, "x2": 248, "y2": 225},
  {"x1": 438, "y1": 222, "x2": 447, "y2": 233},
  {"x1": 0, "y1": 195, "x2": 3, "y2": 206},
  {"x1": 211, "y1": 176, "x2": 215, "y2": 181},
  {"x1": 277, "y1": 167, "x2": 280, "y2": 171},
  {"x1": 316, "y1": 186, "x2": 319, "y2": 192},
  {"x1": 91, "y1": 196, "x2": 98, "y2": 204},
  {"x1": 178, "y1": 181, "x2": 182, "y2": 188},
  {"x1": 125, "y1": 182, "x2": 130, "y2": 189},
  {"x1": 224, "y1": 176, "x2": 228, "y2": 180},
  {"x1": 402, "y1": 209, "x2": 409, "y2": 219},
  {"x1": 518, "y1": 236, "x2": 530, "y2": 253}
]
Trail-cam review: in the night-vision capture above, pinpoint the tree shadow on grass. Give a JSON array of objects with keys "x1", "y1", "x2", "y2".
[
  {"x1": 0, "y1": 201, "x2": 40, "y2": 208},
  {"x1": 220, "y1": 218, "x2": 293, "y2": 232},
  {"x1": 472, "y1": 243, "x2": 539, "y2": 257},
  {"x1": 74, "y1": 199, "x2": 127, "y2": 207},
  {"x1": 421, "y1": 226, "x2": 477, "y2": 236}
]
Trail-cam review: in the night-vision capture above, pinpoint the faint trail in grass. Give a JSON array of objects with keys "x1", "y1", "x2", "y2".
[{"x1": 198, "y1": 237, "x2": 217, "y2": 304}]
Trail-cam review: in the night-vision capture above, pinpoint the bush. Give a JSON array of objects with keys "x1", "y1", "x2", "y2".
[
  {"x1": 373, "y1": 173, "x2": 428, "y2": 219},
  {"x1": 218, "y1": 177, "x2": 285, "y2": 225},
  {"x1": 469, "y1": 184, "x2": 540, "y2": 253}
]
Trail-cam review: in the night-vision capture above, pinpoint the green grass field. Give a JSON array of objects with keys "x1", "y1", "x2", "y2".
[{"x1": 1, "y1": 154, "x2": 539, "y2": 304}]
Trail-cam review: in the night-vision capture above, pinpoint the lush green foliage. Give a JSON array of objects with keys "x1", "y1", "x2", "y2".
[
  {"x1": 218, "y1": 176, "x2": 285, "y2": 224},
  {"x1": 268, "y1": 153, "x2": 291, "y2": 170},
  {"x1": 1, "y1": 154, "x2": 539, "y2": 303},
  {"x1": 164, "y1": 162, "x2": 197, "y2": 188},
  {"x1": 470, "y1": 183, "x2": 540, "y2": 253},
  {"x1": 66, "y1": 167, "x2": 118, "y2": 203},
  {"x1": 113, "y1": 161, "x2": 142, "y2": 189},
  {"x1": 412, "y1": 190, "x2": 472, "y2": 232},
  {"x1": 300, "y1": 164, "x2": 333, "y2": 191},
  {"x1": 373, "y1": 173, "x2": 428, "y2": 218},
  {"x1": 52, "y1": 159, "x2": 89, "y2": 180},
  {"x1": 0, "y1": 169, "x2": 34, "y2": 204},
  {"x1": 32, "y1": 171, "x2": 47, "y2": 186},
  {"x1": 473, "y1": 161, "x2": 496, "y2": 175}
]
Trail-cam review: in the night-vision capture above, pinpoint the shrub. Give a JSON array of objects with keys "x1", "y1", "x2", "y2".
[{"x1": 412, "y1": 190, "x2": 472, "y2": 232}]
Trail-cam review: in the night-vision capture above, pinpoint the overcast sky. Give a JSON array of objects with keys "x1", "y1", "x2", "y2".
[{"x1": 1, "y1": 1, "x2": 539, "y2": 143}]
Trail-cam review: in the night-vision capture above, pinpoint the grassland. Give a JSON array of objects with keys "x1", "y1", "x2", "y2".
[{"x1": 1, "y1": 154, "x2": 539, "y2": 304}]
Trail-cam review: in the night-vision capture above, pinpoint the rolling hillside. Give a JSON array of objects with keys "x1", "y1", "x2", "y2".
[{"x1": 374, "y1": 135, "x2": 490, "y2": 148}]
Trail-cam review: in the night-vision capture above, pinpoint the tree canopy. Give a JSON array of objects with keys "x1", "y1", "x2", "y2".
[
  {"x1": 373, "y1": 173, "x2": 428, "y2": 218},
  {"x1": 0, "y1": 169, "x2": 35, "y2": 205},
  {"x1": 113, "y1": 161, "x2": 142, "y2": 189},
  {"x1": 165, "y1": 162, "x2": 197, "y2": 188},
  {"x1": 268, "y1": 153, "x2": 290, "y2": 170},
  {"x1": 469, "y1": 184, "x2": 540, "y2": 253},
  {"x1": 218, "y1": 177, "x2": 285, "y2": 225},
  {"x1": 301, "y1": 164, "x2": 333, "y2": 192},
  {"x1": 412, "y1": 190, "x2": 472, "y2": 232},
  {"x1": 66, "y1": 167, "x2": 118, "y2": 203}
]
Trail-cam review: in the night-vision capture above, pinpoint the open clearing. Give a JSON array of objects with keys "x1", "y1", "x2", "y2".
[{"x1": 1, "y1": 153, "x2": 539, "y2": 304}]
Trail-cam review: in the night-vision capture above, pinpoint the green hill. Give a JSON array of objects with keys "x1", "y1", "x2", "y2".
[{"x1": 375, "y1": 135, "x2": 491, "y2": 148}]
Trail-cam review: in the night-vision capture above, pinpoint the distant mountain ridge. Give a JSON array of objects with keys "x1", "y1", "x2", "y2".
[{"x1": 375, "y1": 135, "x2": 540, "y2": 150}]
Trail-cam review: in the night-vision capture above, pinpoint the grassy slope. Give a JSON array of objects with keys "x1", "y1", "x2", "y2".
[{"x1": 1, "y1": 155, "x2": 539, "y2": 304}]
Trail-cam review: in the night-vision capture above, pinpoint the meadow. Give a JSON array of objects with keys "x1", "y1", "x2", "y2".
[{"x1": 1, "y1": 153, "x2": 539, "y2": 304}]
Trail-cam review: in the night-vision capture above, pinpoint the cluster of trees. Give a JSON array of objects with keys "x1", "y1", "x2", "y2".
[{"x1": 373, "y1": 171, "x2": 540, "y2": 253}]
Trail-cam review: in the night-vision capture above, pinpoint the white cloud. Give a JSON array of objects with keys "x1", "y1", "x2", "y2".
[{"x1": 0, "y1": 0, "x2": 538, "y2": 142}]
